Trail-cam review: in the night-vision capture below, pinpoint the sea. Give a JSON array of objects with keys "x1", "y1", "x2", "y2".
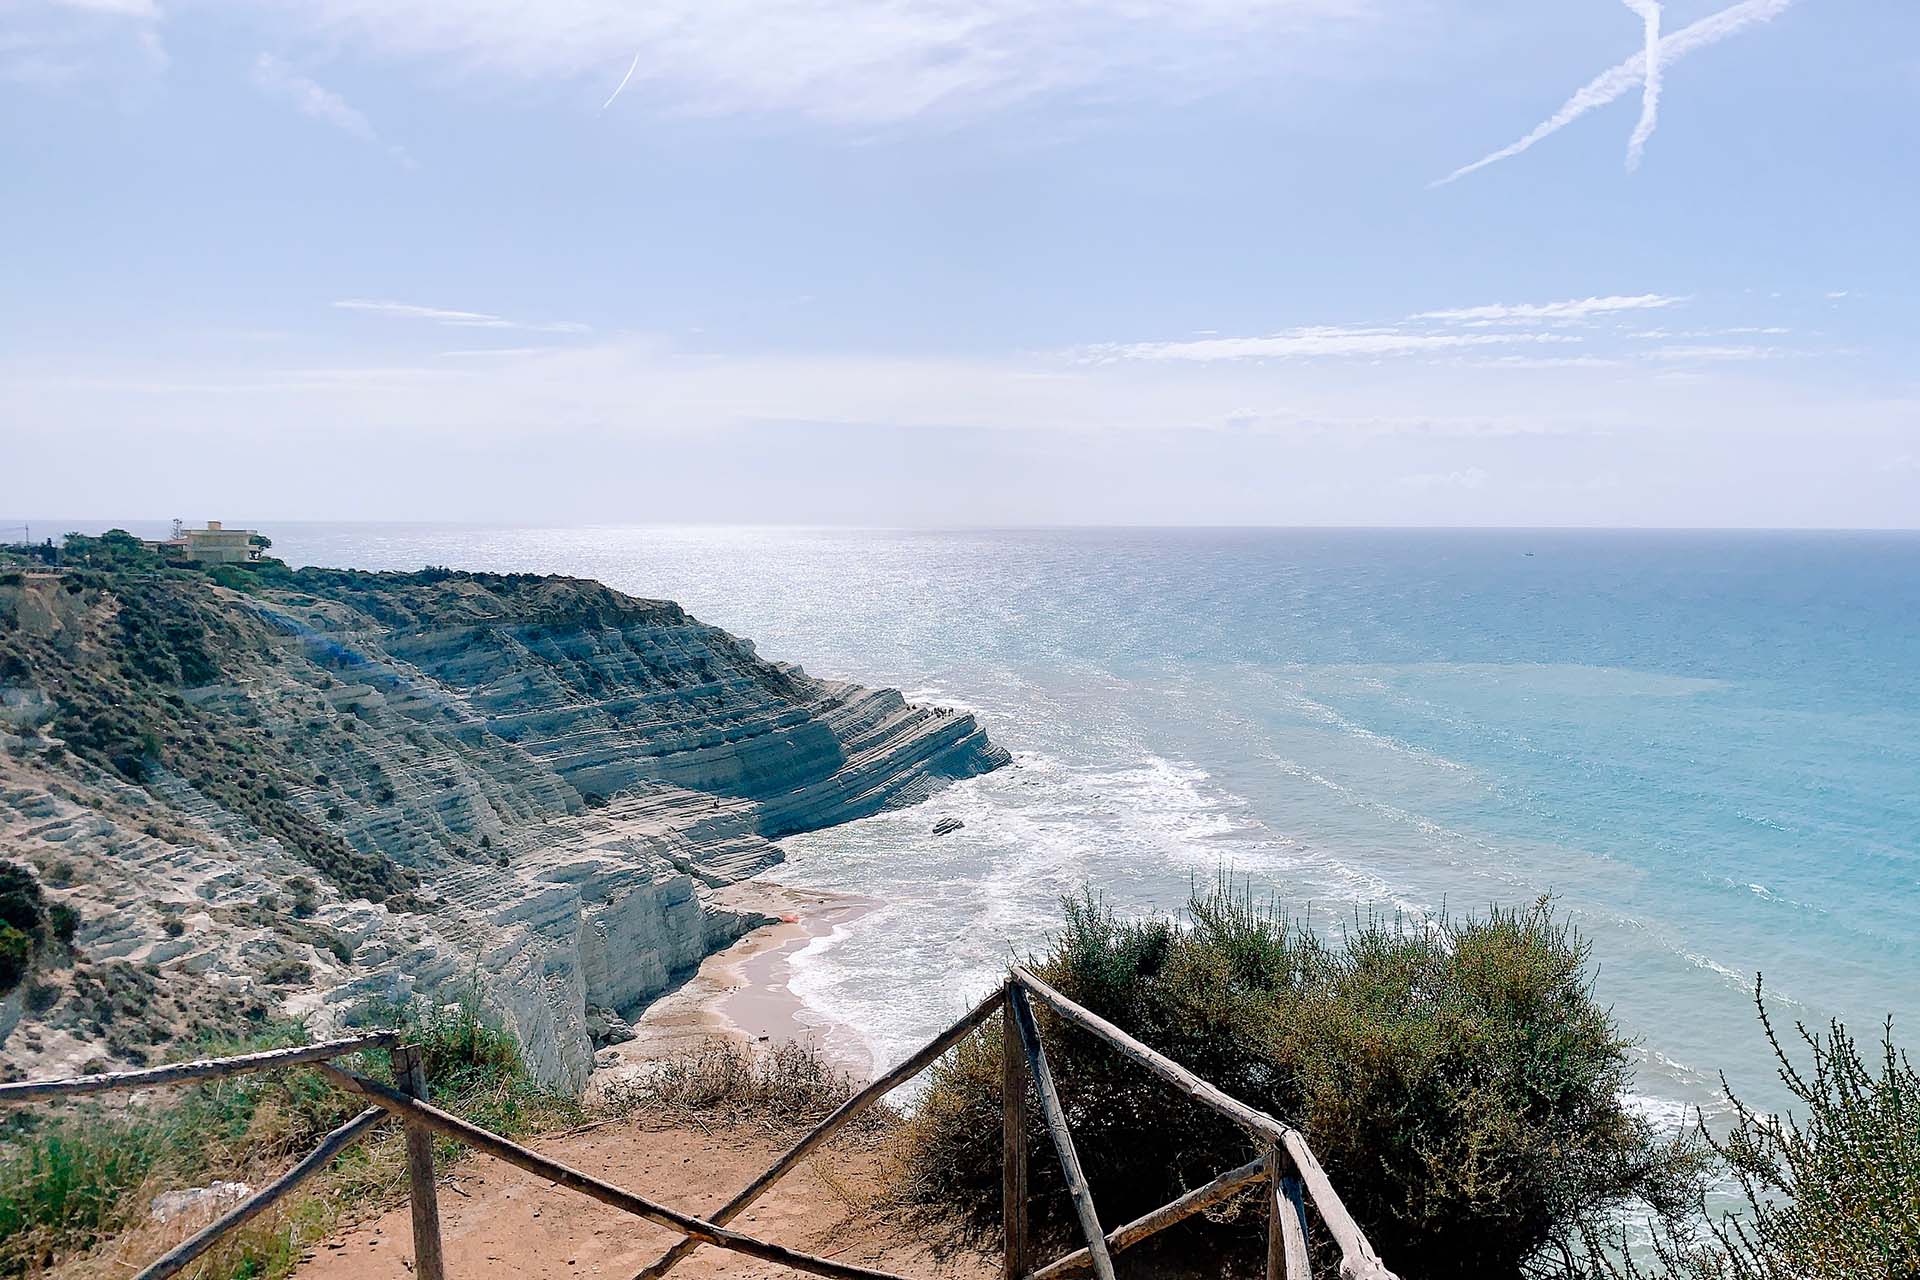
[{"x1": 64, "y1": 523, "x2": 1920, "y2": 1128}]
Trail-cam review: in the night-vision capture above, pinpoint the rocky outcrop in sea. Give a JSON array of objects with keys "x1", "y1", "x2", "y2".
[{"x1": 0, "y1": 562, "x2": 1006, "y2": 1087}]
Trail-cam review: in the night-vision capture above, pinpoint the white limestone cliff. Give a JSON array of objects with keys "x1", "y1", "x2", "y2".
[{"x1": 0, "y1": 569, "x2": 1007, "y2": 1088}]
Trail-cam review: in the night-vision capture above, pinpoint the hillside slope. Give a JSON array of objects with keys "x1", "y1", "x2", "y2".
[{"x1": 0, "y1": 546, "x2": 1006, "y2": 1087}]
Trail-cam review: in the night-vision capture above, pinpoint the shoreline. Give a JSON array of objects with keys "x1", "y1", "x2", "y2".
[{"x1": 587, "y1": 881, "x2": 880, "y2": 1099}]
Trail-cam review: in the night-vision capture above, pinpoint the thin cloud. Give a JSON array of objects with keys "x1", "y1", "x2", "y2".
[
  {"x1": 334, "y1": 299, "x2": 589, "y2": 334},
  {"x1": 4, "y1": 0, "x2": 168, "y2": 86},
  {"x1": 1631, "y1": 326, "x2": 1789, "y2": 338},
  {"x1": 1648, "y1": 343, "x2": 1786, "y2": 361},
  {"x1": 1619, "y1": 0, "x2": 1662, "y2": 170},
  {"x1": 1435, "y1": 0, "x2": 1796, "y2": 186},
  {"x1": 1414, "y1": 294, "x2": 1685, "y2": 323},
  {"x1": 251, "y1": 54, "x2": 413, "y2": 167},
  {"x1": 1087, "y1": 326, "x2": 1578, "y2": 363},
  {"x1": 53, "y1": 0, "x2": 159, "y2": 14},
  {"x1": 1474, "y1": 354, "x2": 1623, "y2": 369},
  {"x1": 437, "y1": 347, "x2": 568, "y2": 359},
  {"x1": 280, "y1": 1, "x2": 1376, "y2": 126},
  {"x1": 600, "y1": 49, "x2": 642, "y2": 111}
]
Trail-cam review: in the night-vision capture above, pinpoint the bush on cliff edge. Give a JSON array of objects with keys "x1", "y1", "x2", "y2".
[
  {"x1": 1587, "y1": 980, "x2": 1919, "y2": 1280},
  {"x1": 902, "y1": 884, "x2": 1702, "y2": 1279}
]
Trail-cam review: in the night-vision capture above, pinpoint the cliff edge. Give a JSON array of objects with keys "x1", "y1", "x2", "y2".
[{"x1": 0, "y1": 546, "x2": 1007, "y2": 1087}]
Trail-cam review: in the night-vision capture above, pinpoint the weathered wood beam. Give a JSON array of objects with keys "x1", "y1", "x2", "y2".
[
  {"x1": 0, "y1": 1033, "x2": 402, "y2": 1104},
  {"x1": 131, "y1": 1106, "x2": 387, "y2": 1280},
  {"x1": 1003, "y1": 987, "x2": 1030, "y2": 1280},
  {"x1": 394, "y1": 1045, "x2": 447, "y2": 1280},
  {"x1": 316, "y1": 1064, "x2": 911, "y2": 1280},
  {"x1": 1029, "y1": 1154, "x2": 1268, "y2": 1280},
  {"x1": 1008, "y1": 985, "x2": 1116, "y2": 1280},
  {"x1": 1010, "y1": 968, "x2": 1396, "y2": 1280},
  {"x1": 1267, "y1": 1148, "x2": 1311, "y2": 1280},
  {"x1": 1279, "y1": 1134, "x2": 1392, "y2": 1280},
  {"x1": 634, "y1": 983, "x2": 1007, "y2": 1280}
]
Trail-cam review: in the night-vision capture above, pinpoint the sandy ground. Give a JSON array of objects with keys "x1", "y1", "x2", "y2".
[
  {"x1": 294, "y1": 888, "x2": 996, "y2": 1279},
  {"x1": 297, "y1": 886, "x2": 1007, "y2": 1279},
  {"x1": 295, "y1": 885, "x2": 991, "y2": 1279},
  {"x1": 292, "y1": 1120, "x2": 996, "y2": 1280},
  {"x1": 592, "y1": 883, "x2": 882, "y2": 1096}
]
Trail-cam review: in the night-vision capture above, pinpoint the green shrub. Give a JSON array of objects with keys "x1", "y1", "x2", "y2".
[
  {"x1": 47, "y1": 904, "x2": 78, "y2": 948},
  {"x1": 0, "y1": 863, "x2": 62, "y2": 995},
  {"x1": 258, "y1": 957, "x2": 313, "y2": 986},
  {"x1": 206, "y1": 565, "x2": 255, "y2": 592},
  {"x1": 403, "y1": 987, "x2": 581, "y2": 1141},
  {"x1": 1590, "y1": 981, "x2": 1918, "y2": 1280},
  {"x1": 904, "y1": 885, "x2": 1701, "y2": 1279},
  {"x1": 0, "y1": 927, "x2": 29, "y2": 993},
  {"x1": 0, "y1": 993, "x2": 576, "y2": 1278},
  {"x1": 0, "y1": 865, "x2": 43, "y2": 935}
]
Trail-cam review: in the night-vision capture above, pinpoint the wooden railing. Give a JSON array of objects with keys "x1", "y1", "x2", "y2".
[
  {"x1": 623, "y1": 969, "x2": 1398, "y2": 1280},
  {"x1": 0, "y1": 972, "x2": 1401, "y2": 1280},
  {"x1": 1002, "y1": 968, "x2": 1399, "y2": 1280},
  {"x1": 0, "y1": 1032, "x2": 436, "y2": 1280}
]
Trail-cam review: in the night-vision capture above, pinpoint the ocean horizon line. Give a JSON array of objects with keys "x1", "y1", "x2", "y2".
[{"x1": 12, "y1": 518, "x2": 1920, "y2": 536}]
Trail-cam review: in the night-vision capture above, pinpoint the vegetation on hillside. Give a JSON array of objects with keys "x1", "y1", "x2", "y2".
[
  {"x1": 0, "y1": 995, "x2": 576, "y2": 1280},
  {"x1": 0, "y1": 864, "x2": 77, "y2": 997},
  {"x1": 904, "y1": 885, "x2": 1705, "y2": 1279},
  {"x1": 1, "y1": 534, "x2": 418, "y2": 904},
  {"x1": 0, "y1": 531, "x2": 819, "y2": 918}
]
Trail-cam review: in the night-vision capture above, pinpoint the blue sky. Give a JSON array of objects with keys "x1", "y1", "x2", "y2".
[{"x1": 3, "y1": 0, "x2": 1916, "y2": 526}]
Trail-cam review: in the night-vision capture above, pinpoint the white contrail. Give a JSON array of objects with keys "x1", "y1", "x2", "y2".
[
  {"x1": 600, "y1": 50, "x2": 642, "y2": 112},
  {"x1": 1435, "y1": 0, "x2": 1796, "y2": 186},
  {"x1": 1620, "y1": 0, "x2": 1663, "y2": 170}
]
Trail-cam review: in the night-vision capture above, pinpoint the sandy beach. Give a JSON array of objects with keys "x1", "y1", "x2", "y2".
[{"x1": 588, "y1": 882, "x2": 881, "y2": 1099}]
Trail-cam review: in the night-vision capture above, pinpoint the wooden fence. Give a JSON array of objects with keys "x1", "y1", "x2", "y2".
[{"x1": 0, "y1": 970, "x2": 1401, "y2": 1280}]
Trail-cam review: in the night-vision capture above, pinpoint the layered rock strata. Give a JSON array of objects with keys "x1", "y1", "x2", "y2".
[{"x1": 0, "y1": 567, "x2": 1005, "y2": 1087}]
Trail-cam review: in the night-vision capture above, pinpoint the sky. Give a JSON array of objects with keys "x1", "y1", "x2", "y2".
[{"x1": 2, "y1": 0, "x2": 1916, "y2": 527}]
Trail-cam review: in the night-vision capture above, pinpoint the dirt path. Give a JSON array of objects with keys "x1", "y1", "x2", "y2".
[{"x1": 294, "y1": 1120, "x2": 995, "y2": 1280}]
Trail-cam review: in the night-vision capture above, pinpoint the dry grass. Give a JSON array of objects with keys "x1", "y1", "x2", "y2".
[
  {"x1": 597, "y1": 1038, "x2": 933, "y2": 1240},
  {"x1": 597, "y1": 1038, "x2": 891, "y2": 1136}
]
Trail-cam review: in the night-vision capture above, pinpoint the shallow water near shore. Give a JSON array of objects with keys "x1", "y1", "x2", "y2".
[{"x1": 251, "y1": 524, "x2": 1920, "y2": 1127}]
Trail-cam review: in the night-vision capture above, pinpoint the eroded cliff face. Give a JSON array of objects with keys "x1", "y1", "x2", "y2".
[{"x1": 0, "y1": 565, "x2": 1006, "y2": 1088}]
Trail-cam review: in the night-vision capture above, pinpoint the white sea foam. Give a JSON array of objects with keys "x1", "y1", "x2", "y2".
[
  {"x1": 1681, "y1": 951, "x2": 1748, "y2": 985},
  {"x1": 783, "y1": 920, "x2": 889, "y2": 1077},
  {"x1": 1622, "y1": 1090, "x2": 1696, "y2": 1134}
]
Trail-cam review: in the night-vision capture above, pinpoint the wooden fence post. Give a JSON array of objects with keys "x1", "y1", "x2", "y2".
[
  {"x1": 1010, "y1": 984, "x2": 1116, "y2": 1280},
  {"x1": 1002, "y1": 984, "x2": 1030, "y2": 1280},
  {"x1": 1266, "y1": 1147, "x2": 1311, "y2": 1279},
  {"x1": 395, "y1": 1045, "x2": 447, "y2": 1280}
]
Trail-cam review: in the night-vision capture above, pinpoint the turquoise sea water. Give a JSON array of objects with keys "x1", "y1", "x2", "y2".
[{"x1": 150, "y1": 524, "x2": 1920, "y2": 1125}]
